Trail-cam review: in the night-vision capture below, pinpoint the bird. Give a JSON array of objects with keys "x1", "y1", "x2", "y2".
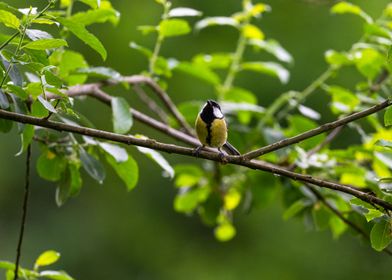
[{"x1": 195, "y1": 100, "x2": 240, "y2": 156}]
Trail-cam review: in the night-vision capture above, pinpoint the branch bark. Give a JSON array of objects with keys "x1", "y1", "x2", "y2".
[
  {"x1": 243, "y1": 99, "x2": 392, "y2": 159},
  {"x1": 1, "y1": 109, "x2": 392, "y2": 211}
]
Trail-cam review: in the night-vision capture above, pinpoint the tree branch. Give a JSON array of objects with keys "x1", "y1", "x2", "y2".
[
  {"x1": 122, "y1": 75, "x2": 194, "y2": 135},
  {"x1": 13, "y1": 144, "x2": 32, "y2": 280},
  {"x1": 1, "y1": 109, "x2": 392, "y2": 211},
  {"x1": 243, "y1": 99, "x2": 392, "y2": 160}
]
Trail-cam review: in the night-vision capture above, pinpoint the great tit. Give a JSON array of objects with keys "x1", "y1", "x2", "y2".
[{"x1": 195, "y1": 100, "x2": 240, "y2": 156}]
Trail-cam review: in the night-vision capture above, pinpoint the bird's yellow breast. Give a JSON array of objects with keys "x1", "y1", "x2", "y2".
[{"x1": 195, "y1": 115, "x2": 227, "y2": 148}]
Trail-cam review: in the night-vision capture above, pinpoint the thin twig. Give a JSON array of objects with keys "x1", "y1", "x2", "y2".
[
  {"x1": 133, "y1": 84, "x2": 169, "y2": 124},
  {"x1": 122, "y1": 76, "x2": 194, "y2": 135},
  {"x1": 243, "y1": 99, "x2": 392, "y2": 160},
  {"x1": 1, "y1": 109, "x2": 392, "y2": 211},
  {"x1": 13, "y1": 144, "x2": 32, "y2": 280}
]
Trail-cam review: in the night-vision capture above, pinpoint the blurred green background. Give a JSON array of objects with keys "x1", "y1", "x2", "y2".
[{"x1": 1, "y1": 0, "x2": 392, "y2": 279}]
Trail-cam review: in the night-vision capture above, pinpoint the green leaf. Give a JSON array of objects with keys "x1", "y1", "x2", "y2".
[
  {"x1": 44, "y1": 70, "x2": 63, "y2": 88},
  {"x1": 370, "y1": 219, "x2": 392, "y2": 251},
  {"x1": 105, "y1": 153, "x2": 139, "y2": 191},
  {"x1": 325, "y1": 85, "x2": 360, "y2": 114},
  {"x1": 174, "y1": 164, "x2": 203, "y2": 188},
  {"x1": 241, "y1": 61, "x2": 289, "y2": 84},
  {"x1": 324, "y1": 50, "x2": 352, "y2": 67},
  {"x1": 31, "y1": 99, "x2": 48, "y2": 117},
  {"x1": 223, "y1": 87, "x2": 259, "y2": 124},
  {"x1": 35, "y1": 251, "x2": 61, "y2": 269},
  {"x1": 57, "y1": 18, "x2": 107, "y2": 60},
  {"x1": 195, "y1": 17, "x2": 239, "y2": 31},
  {"x1": 98, "y1": 142, "x2": 128, "y2": 162},
  {"x1": 192, "y1": 53, "x2": 233, "y2": 69},
  {"x1": 75, "y1": 67, "x2": 122, "y2": 81},
  {"x1": 365, "y1": 209, "x2": 385, "y2": 222},
  {"x1": 173, "y1": 62, "x2": 220, "y2": 85},
  {"x1": 375, "y1": 152, "x2": 392, "y2": 170},
  {"x1": 137, "y1": 145, "x2": 174, "y2": 178},
  {"x1": 70, "y1": 8, "x2": 119, "y2": 26},
  {"x1": 331, "y1": 1, "x2": 372, "y2": 23},
  {"x1": 39, "y1": 270, "x2": 74, "y2": 280},
  {"x1": 242, "y1": 24, "x2": 264, "y2": 40},
  {"x1": 15, "y1": 124, "x2": 34, "y2": 157},
  {"x1": 23, "y1": 39, "x2": 68, "y2": 50},
  {"x1": 168, "y1": 7, "x2": 202, "y2": 18},
  {"x1": 6, "y1": 85, "x2": 28, "y2": 100},
  {"x1": 37, "y1": 151, "x2": 67, "y2": 181},
  {"x1": 38, "y1": 96, "x2": 57, "y2": 114},
  {"x1": 129, "y1": 42, "x2": 152, "y2": 58},
  {"x1": 329, "y1": 215, "x2": 347, "y2": 239},
  {"x1": 79, "y1": 147, "x2": 106, "y2": 183},
  {"x1": 49, "y1": 50, "x2": 88, "y2": 86},
  {"x1": 248, "y1": 39, "x2": 293, "y2": 64},
  {"x1": 174, "y1": 186, "x2": 210, "y2": 213},
  {"x1": 159, "y1": 19, "x2": 191, "y2": 38},
  {"x1": 283, "y1": 199, "x2": 308, "y2": 220},
  {"x1": 0, "y1": 10, "x2": 20, "y2": 29},
  {"x1": 312, "y1": 203, "x2": 331, "y2": 230},
  {"x1": 214, "y1": 222, "x2": 236, "y2": 242},
  {"x1": 385, "y1": 107, "x2": 392, "y2": 127},
  {"x1": 353, "y1": 48, "x2": 384, "y2": 80},
  {"x1": 111, "y1": 97, "x2": 133, "y2": 134},
  {"x1": 137, "y1": 25, "x2": 157, "y2": 35}
]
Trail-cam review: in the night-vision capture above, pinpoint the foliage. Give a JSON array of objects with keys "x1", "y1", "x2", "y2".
[
  {"x1": 0, "y1": 250, "x2": 73, "y2": 280},
  {"x1": 0, "y1": 0, "x2": 392, "y2": 276}
]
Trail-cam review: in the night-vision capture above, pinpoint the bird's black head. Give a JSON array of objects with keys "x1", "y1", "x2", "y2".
[{"x1": 200, "y1": 99, "x2": 224, "y2": 123}]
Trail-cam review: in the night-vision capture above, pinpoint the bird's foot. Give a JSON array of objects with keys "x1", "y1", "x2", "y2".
[
  {"x1": 193, "y1": 145, "x2": 204, "y2": 157},
  {"x1": 218, "y1": 148, "x2": 228, "y2": 164}
]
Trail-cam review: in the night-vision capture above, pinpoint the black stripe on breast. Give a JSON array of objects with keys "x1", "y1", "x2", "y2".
[{"x1": 206, "y1": 122, "x2": 212, "y2": 146}]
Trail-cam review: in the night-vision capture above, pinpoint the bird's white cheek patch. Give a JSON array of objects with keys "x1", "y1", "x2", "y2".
[{"x1": 213, "y1": 107, "x2": 223, "y2": 118}]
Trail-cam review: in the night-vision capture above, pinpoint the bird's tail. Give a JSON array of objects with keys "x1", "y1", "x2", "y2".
[{"x1": 223, "y1": 142, "x2": 240, "y2": 155}]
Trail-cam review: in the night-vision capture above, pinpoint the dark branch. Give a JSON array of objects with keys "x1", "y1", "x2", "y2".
[
  {"x1": 13, "y1": 144, "x2": 32, "y2": 280},
  {"x1": 243, "y1": 99, "x2": 392, "y2": 159},
  {"x1": 1, "y1": 109, "x2": 392, "y2": 211}
]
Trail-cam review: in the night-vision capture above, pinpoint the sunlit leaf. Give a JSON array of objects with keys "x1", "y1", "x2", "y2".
[
  {"x1": 168, "y1": 7, "x2": 202, "y2": 17},
  {"x1": 242, "y1": 24, "x2": 264, "y2": 40},
  {"x1": 37, "y1": 151, "x2": 67, "y2": 182},
  {"x1": 35, "y1": 251, "x2": 60, "y2": 269},
  {"x1": 365, "y1": 209, "x2": 385, "y2": 222},
  {"x1": 215, "y1": 222, "x2": 236, "y2": 242},
  {"x1": 23, "y1": 39, "x2": 68, "y2": 50},
  {"x1": 192, "y1": 53, "x2": 233, "y2": 69},
  {"x1": 76, "y1": 66, "x2": 122, "y2": 81},
  {"x1": 174, "y1": 186, "x2": 210, "y2": 213},
  {"x1": 224, "y1": 188, "x2": 241, "y2": 210},
  {"x1": 159, "y1": 19, "x2": 191, "y2": 37},
  {"x1": 99, "y1": 142, "x2": 128, "y2": 162},
  {"x1": 70, "y1": 8, "x2": 119, "y2": 26},
  {"x1": 331, "y1": 1, "x2": 372, "y2": 23},
  {"x1": 325, "y1": 85, "x2": 359, "y2": 114},
  {"x1": 353, "y1": 48, "x2": 384, "y2": 80},
  {"x1": 283, "y1": 199, "x2": 308, "y2": 220},
  {"x1": 38, "y1": 96, "x2": 57, "y2": 113},
  {"x1": 324, "y1": 49, "x2": 352, "y2": 67},
  {"x1": 39, "y1": 270, "x2": 74, "y2": 280},
  {"x1": 25, "y1": 29, "x2": 53, "y2": 41},
  {"x1": 195, "y1": 17, "x2": 239, "y2": 31},
  {"x1": 0, "y1": 9, "x2": 20, "y2": 29}
]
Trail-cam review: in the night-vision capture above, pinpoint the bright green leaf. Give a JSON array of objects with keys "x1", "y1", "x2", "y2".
[
  {"x1": 215, "y1": 222, "x2": 236, "y2": 242},
  {"x1": 129, "y1": 42, "x2": 152, "y2": 58},
  {"x1": 159, "y1": 19, "x2": 191, "y2": 37},
  {"x1": 76, "y1": 67, "x2": 122, "y2": 81},
  {"x1": 0, "y1": 10, "x2": 20, "y2": 29},
  {"x1": 57, "y1": 18, "x2": 107, "y2": 60},
  {"x1": 353, "y1": 48, "x2": 384, "y2": 80},
  {"x1": 249, "y1": 39, "x2": 293, "y2": 64},
  {"x1": 99, "y1": 142, "x2": 128, "y2": 162},
  {"x1": 192, "y1": 53, "x2": 233, "y2": 69},
  {"x1": 23, "y1": 39, "x2": 68, "y2": 50},
  {"x1": 39, "y1": 270, "x2": 74, "y2": 280},
  {"x1": 331, "y1": 1, "x2": 372, "y2": 23},
  {"x1": 35, "y1": 251, "x2": 60, "y2": 269},
  {"x1": 70, "y1": 8, "x2": 119, "y2": 26},
  {"x1": 242, "y1": 24, "x2": 264, "y2": 40},
  {"x1": 365, "y1": 209, "x2": 385, "y2": 222},
  {"x1": 325, "y1": 85, "x2": 360, "y2": 114},
  {"x1": 324, "y1": 49, "x2": 352, "y2": 67}
]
